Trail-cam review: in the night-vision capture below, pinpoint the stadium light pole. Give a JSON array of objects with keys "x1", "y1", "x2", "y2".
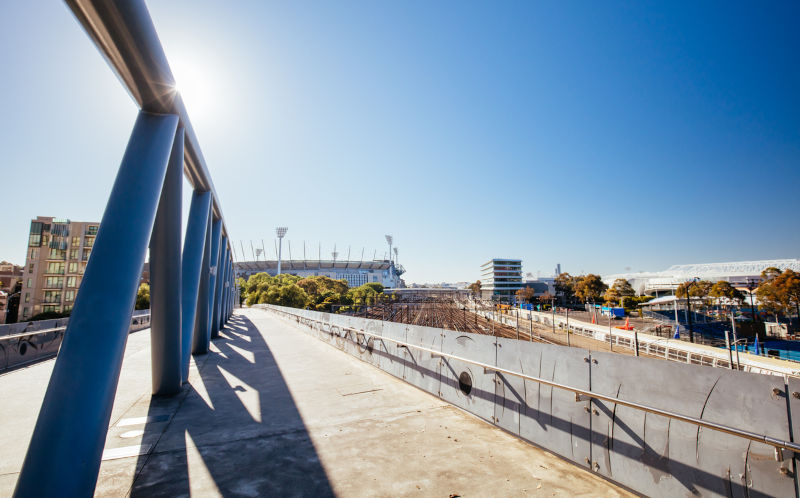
[
  {"x1": 385, "y1": 235, "x2": 393, "y2": 263},
  {"x1": 276, "y1": 227, "x2": 288, "y2": 275},
  {"x1": 745, "y1": 278, "x2": 758, "y2": 322},
  {"x1": 685, "y1": 277, "x2": 699, "y2": 343}
]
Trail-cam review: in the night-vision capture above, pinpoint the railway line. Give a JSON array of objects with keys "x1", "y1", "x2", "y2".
[{"x1": 348, "y1": 297, "x2": 668, "y2": 358}]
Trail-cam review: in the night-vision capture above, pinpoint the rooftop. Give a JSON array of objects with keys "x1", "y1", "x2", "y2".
[{"x1": 604, "y1": 258, "x2": 800, "y2": 282}]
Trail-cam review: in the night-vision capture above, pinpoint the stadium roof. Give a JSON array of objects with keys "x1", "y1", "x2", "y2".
[
  {"x1": 235, "y1": 260, "x2": 392, "y2": 272},
  {"x1": 604, "y1": 258, "x2": 800, "y2": 283}
]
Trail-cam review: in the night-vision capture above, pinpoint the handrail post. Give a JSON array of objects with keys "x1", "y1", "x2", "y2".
[
  {"x1": 14, "y1": 111, "x2": 179, "y2": 497},
  {"x1": 180, "y1": 191, "x2": 211, "y2": 380},
  {"x1": 192, "y1": 209, "x2": 213, "y2": 354},
  {"x1": 211, "y1": 238, "x2": 226, "y2": 338},
  {"x1": 221, "y1": 246, "x2": 231, "y2": 326},
  {"x1": 206, "y1": 219, "x2": 222, "y2": 340},
  {"x1": 150, "y1": 126, "x2": 184, "y2": 395}
]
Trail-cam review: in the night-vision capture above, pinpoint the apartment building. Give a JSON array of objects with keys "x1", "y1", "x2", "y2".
[
  {"x1": 0, "y1": 261, "x2": 23, "y2": 292},
  {"x1": 19, "y1": 216, "x2": 99, "y2": 320}
]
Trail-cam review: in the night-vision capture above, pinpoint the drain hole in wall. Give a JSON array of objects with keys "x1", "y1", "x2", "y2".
[{"x1": 458, "y1": 371, "x2": 472, "y2": 396}]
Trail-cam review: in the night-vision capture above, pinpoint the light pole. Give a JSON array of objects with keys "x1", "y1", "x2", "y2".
[
  {"x1": 276, "y1": 227, "x2": 288, "y2": 275},
  {"x1": 385, "y1": 235, "x2": 393, "y2": 266},
  {"x1": 746, "y1": 278, "x2": 758, "y2": 322},
  {"x1": 685, "y1": 277, "x2": 699, "y2": 343}
]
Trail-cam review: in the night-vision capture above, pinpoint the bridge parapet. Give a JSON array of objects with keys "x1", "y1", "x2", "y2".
[{"x1": 261, "y1": 304, "x2": 800, "y2": 497}]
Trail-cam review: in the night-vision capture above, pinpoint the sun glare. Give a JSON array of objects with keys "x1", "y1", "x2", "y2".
[{"x1": 170, "y1": 57, "x2": 215, "y2": 121}]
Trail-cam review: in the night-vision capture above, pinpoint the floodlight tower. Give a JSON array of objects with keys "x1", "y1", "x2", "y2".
[
  {"x1": 385, "y1": 235, "x2": 393, "y2": 263},
  {"x1": 276, "y1": 227, "x2": 288, "y2": 275},
  {"x1": 393, "y1": 247, "x2": 398, "y2": 266}
]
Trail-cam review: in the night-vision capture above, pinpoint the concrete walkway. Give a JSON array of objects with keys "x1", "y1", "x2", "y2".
[{"x1": 0, "y1": 309, "x2": 630, "y2": 496}]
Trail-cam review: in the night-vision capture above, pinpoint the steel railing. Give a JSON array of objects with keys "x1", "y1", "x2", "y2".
[
  {"x1": 13, "y1": 1, "x2": 237, "y2": 496},
  {"x1": 269, "y1": 306, "x2": 800, "y2": 457}
]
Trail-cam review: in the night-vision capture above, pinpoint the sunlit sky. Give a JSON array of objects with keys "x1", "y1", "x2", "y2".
[{"x1": 1, "y1": 1, "x2": 798, "y2": 283}]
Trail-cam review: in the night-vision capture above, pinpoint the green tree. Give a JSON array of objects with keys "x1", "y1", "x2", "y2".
[
  {"x1": 345, "y1": 283, "x2": 385, "y2": 308},
  {"x1": 675, "y1": 280, "x2": 712, "y2": 299},
  {"x1": 515, "y1": 287, "x2": 535, "y2": 304},
  {"x1": 236, "y1": 277, "x2": 247, "y2": 306},
  {"x1": 757, "y1": 268, "x2": 788, "y2": 321},
  {"x1": 296, "y1": 276, "x2": 350, "y2": 311},
  {"x1": 604, "y1": 278, "x2": 635, "y2": 305},
  {"x1": 538, "y1": 291, "x2": 554, "y2": 307},
  {"x1": 777, "y1": 269, "x2": 800, "y2": 320},
  {"x1": 468, "y1": 280, "x2": 482, "y2": 296},
  {"x1": 554, "y1": 273, "x2": 576, "y2": 304},
  {"x1": 574, "y1": 274, "x2": 607, "y2": 303},
  {"x1": 135, "y1": 283, "x2": 150, "y2": 310},
  {"x1": 709, "y1": 281, "x2": 745, "y2": 307}
]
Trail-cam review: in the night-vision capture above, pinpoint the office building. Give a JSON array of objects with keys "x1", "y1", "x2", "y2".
[
  {"x1": 19, "y1": 216, "x2": 99, "y2": 320},
  {"x1": 480, "y1": 259, "x2": 523, "y2": 302}
]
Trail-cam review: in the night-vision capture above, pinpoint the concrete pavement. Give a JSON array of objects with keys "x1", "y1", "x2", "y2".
[{"x1": 0, "y1": 308, "x2": 630, "y2": 496}]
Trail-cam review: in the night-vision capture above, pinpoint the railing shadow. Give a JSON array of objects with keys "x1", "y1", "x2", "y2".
[{"x1": 128, "y1": 314, "x2": 334, "y2": 496}]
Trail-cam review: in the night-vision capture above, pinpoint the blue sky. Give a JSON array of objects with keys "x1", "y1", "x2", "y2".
[{"x1": 1, "y1": 1, "x2": 798, "y2": 283}]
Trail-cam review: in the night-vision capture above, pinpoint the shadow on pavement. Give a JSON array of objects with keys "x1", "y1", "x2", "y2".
[{"x1": 129, "y1": 313, "x2": 334, "y2": 496}]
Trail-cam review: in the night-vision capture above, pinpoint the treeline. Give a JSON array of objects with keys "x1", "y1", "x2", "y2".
[
  {"x1": 239, "y1": 273, "x2": 389, "y2": 312},
  {"x1": 551, "y1": 273, "x2": 650, "y2": 308}
]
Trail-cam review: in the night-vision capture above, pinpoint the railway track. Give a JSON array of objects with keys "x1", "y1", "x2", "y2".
[
  {"x1": 353, "y1": 299, "x2": 558, "y2": 345},
  {"x1": 351, "y1": 298, "x2": 666, "y2": 358}
]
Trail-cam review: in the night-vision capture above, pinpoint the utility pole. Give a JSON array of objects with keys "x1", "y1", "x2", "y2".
[{"x1": 724, "y1": 330, "x2": 734, "y2": 369}]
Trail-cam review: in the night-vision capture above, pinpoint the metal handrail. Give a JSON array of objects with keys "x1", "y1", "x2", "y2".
[
  {"x1": 0, "y1": 313, "x2": 152, "y2": 342},
  {"x1": 66, "y1": 0, "x2": 228, "y2": 236},
  {"x1": 273, "y1": 308, "x2": 800, "y2": 455}
]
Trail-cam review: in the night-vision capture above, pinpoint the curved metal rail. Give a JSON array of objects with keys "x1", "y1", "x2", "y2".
[{"x1": 271, "y1": 306, "x2": 800, "y2": 456}]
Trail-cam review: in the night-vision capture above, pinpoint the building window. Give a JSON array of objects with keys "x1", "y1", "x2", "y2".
[
  {"x1": 84, "y1": 236, "x2": 95, "y2": 248},
  {"x1": 86, "y1": 225, "x2": 98, "y2": 235},
  {"x1": 65, "y1": 290, "x2": 75, "y2": 302},
  {"x1": 64, "y1": 305, "x2": 72, "y2": 313},
  {"x1": 44, "y1": 291, "x2": 61, "y2": 304},
  {"x1": 46, "y1": 262, "x2": 65, "y2": 274},
  {"x1": 29, "y1": 221, "x2": 44, "y2": 247},
  {"x1": 22, "y1": 307, "x2": 29, "y2": 319},
  {"x1": 49, "y1": 248, "x2": 66, "y2": 260},
  {"x1": 71, "y1": 236, "x2": 80, "y2": 246},
  {"x1": 30, "y1": 248, "x2": 38, "y2": 260},
  {"x1": 24, "y1": 292, "x2": 30, "y2": 303},
  {"x1": 43, "y1": 305, "x2": 59, "y2": 313},
  {"x1": 69, "y1": 249, "x2": 78, "y2": 260},
  {"x1": 27, "y1": 278, "x2": 32, "y2": 288},
  {"x1": 82, "y1": 249, "x2": 91, "y2": 261},
  {"x1": 45, "y1": 277, "x2": 64, "y2": 288},
  {"x1": 68, "y1": 262, "x2": 78, "y2": 273},
  {"x1": 67, "y1": 276, "x2": 77, "y2": 287}
]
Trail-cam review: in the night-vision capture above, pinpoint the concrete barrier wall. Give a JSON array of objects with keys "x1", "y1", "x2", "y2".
[
  {"x1": 0, "y1": 311, "x2": 151, "y2": 373},
  {"x1": 260, "y1": 304, "x2": 799, "y2": 498}
]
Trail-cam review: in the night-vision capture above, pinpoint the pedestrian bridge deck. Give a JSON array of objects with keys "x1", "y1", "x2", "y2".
[{"x1": 0, "y1": 308, "x2": 628, "y2": 496}]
